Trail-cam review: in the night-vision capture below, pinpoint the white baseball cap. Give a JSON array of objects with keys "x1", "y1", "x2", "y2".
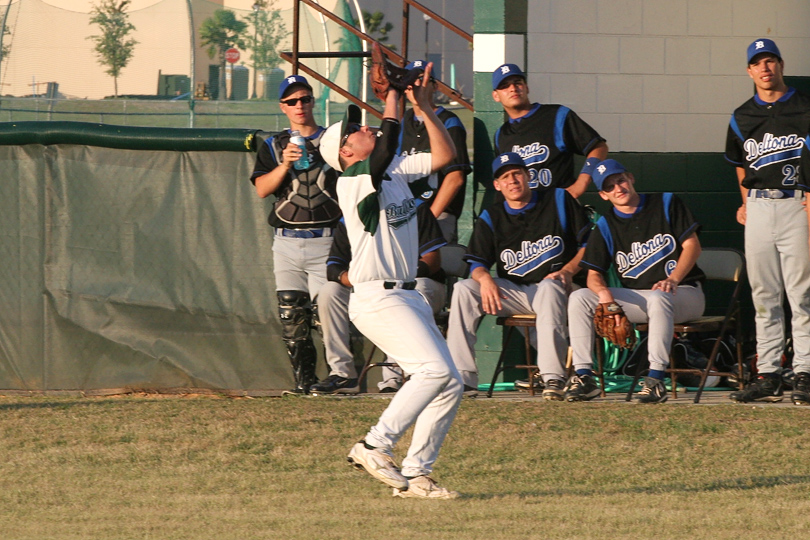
[{"x1": 320, "y1": 104, "x2": 362, "y2": 172}]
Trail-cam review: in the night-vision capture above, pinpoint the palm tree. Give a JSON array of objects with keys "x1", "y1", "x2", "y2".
[{"x1": 200, "y1": 9, "x2": 248, "y2": 100}]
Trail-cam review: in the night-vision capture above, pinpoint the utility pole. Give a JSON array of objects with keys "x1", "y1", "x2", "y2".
[
  {"x1": 423, "y1": 13, "x2": 431, "y2": 58},
  {"x1": 251, "y1": 2, "x2": 261, "y2": 99}
]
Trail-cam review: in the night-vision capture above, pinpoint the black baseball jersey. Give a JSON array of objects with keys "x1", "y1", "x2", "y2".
[
  {"x1": 494, "y1": 103, "x2": 605, "y2": 190},
  {"x1": 582, "y1": 193, "x2": 704, "y2": 290},
  {"x1": 466, "y1": 189, "x2": 590, "y2": 285},
  {"x1": 725, "y1": 88, "x2": 810, "y2": 191},
  {"x1": 250, "y1": 127, "x2": 341, "y2": 229},
  {"x1": 397, "y1": 107, "x2": 471, "y2": 217},
  {"x1": 326, "y1": 202, "x2": 447, "y2": 283}
]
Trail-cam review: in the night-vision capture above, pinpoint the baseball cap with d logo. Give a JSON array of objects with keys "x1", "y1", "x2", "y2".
[
  {"x1": 492, "y1": 152, "x2": 526, "y2": 178},
  {"x1": 492, "y1": 63, "x2": 526, "y2": 90},
  {"x1": 747, "y1": 38, "x2": 781, "y2": 64}
]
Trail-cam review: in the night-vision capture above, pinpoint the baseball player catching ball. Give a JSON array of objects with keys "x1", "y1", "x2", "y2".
[
  {"x1": 319, "y1": 63, "x2": 462, "y2": 499},
  {"x1": 567, "y1": 159, "x2": 705, "y2": 403},
  {"x1": 726, "y1": 38, "x2": 810, "y2": 405}
]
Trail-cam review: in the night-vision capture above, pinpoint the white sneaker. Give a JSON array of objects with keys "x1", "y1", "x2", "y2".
[
  {"x1": 393, "y1": 475, "x2": 459, "y2": 500},
  {"x1": 347, "y1": 441, "x2": 408, "y2": 490}
]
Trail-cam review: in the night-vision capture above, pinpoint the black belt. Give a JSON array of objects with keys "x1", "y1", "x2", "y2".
[
  {"x1": 749, "y1": 189, "x2": 800, "y2": 199},
  {"x1": 383, "y1": 281, "x2": 417, "y2": 290},
  {"x1": 275, "y1": 228, "x2": 333, "y2": 238}
]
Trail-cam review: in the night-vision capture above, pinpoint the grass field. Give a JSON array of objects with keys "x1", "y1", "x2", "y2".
[{"x1": 1, "y1": 394, "x2": 808, "y2": 540}]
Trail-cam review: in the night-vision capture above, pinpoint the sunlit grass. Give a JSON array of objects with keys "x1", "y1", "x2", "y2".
[{"x1": 1, "y1": 395, "x2": 808, "y2": 539}]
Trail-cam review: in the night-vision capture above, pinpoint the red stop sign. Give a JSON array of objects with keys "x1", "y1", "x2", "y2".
[{"x1": 225, "y1": 48, "x2": 240, "y2": 63}]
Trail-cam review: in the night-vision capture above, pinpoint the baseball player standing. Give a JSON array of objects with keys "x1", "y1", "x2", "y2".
[
  {"x1": 250, "y1": 75, "x2": 341, "y2": 395},
  {"x1": 445, "y1": 152, "x2": 591, "y2": 400},
  {"x1": 568, "y1": 160, "x2": 705, "y2": 403},
  {"x1": 319, "y1": 64, "x2": 463, "y2": 499},
  {"x1": 398, "y1": 59, "x2": 471, "y2": 243},
  {"x1": 725, "y1": 38, "x2": 810, "y2": 405},
  {"x1": 492, "y1": 63, "x2": 608, "y2": 198}
]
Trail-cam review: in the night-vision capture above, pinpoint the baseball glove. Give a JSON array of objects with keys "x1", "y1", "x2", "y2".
[
  {"x1": 594, "y1": 302, "x2": 636, "y2": 350},
  {"x1": 370, "y1": 42, "x2": 422, "y2": 100}
]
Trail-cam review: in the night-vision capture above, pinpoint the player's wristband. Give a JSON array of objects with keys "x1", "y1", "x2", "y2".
[{"x1": 580, "y1": 157, "x2": 600, "y2": 177}]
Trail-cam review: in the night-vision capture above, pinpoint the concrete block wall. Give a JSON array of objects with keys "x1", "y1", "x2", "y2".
[{"x1": 520, "y1": 0, "x2": 810, "y2": 153}]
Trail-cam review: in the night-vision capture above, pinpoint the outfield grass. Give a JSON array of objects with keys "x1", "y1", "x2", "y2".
[{"x1": 1, "y1": 395, "x2": 808, "y2": 540}]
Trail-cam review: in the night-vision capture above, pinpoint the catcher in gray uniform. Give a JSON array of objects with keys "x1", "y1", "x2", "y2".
[{"x1": 250, "y1": 75, "x2": 341, "y2": 395}]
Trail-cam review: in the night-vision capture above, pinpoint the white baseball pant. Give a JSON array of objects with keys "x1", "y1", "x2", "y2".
[{"x1": 350, "y1": 280, "x2": 462, "y2": 478}]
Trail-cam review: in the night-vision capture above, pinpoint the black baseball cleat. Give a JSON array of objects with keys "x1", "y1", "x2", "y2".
[
  {"x1": 281, "y1": 387, "x2": 309, "y2": 396},
  {"x1": 542, "y1": 378, "x2": 566, "y2": 401},
  {"x1": 309, "y1": 375, "x2": 360, "y2": 395},
  {"x1": 635, "y1": 377, "x2": 668, "y2": 403},
  {"x1": 729, "y1": 375, "x2": 783, "y2": 403},
  {"x1": 514, "y1": 372, "x2": 544, "y2": 391},
  {"x1": 565, "y1": 374, "x2": 600, "y2": 402},
  {"x1": 791, "y1": 372, "x2": 810, "y2": 406}
]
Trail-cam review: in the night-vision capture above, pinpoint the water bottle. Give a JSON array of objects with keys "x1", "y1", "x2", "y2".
[{"x1": 289, "y1": 130, "x2": 310, "y2": 170}]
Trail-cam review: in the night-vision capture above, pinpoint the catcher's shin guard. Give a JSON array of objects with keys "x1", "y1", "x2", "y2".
[{"x1": 278, "y1": 290, "x2": 318, "y2": 393}]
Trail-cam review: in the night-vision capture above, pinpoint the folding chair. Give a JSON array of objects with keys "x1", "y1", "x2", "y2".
[
  {"x1": 487, "y1": 314, "x2": 607, "y2": 398},
  {"x1": 625, "y1": 248, "x2": 747, "y2": 403},
  {"x1": 358, "y1": 243, "x2": 469, "y2": 389}
]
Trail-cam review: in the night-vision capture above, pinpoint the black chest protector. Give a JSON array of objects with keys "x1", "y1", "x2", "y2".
[{"x1": 271, "y1": 131, "x2": 341, "y2": 228}]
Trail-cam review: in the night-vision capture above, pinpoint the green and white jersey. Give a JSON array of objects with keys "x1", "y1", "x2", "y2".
[{"x1": 338, "y1": 152, "x2": 432, "y2": 285}]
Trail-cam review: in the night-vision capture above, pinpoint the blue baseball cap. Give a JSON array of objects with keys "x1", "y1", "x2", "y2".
[
  {"x1": 279, "y1": 74, "x2": 313, "y2": 100},
  {"x1": 747, "y1": 38, "x2": 781, "y2": 64},
  {"x1": 405, "y1": 59, "x2": 427, "y2": 71},
  {"x1": 492, "y1": 152, "x2": 526, "y2": 178},
  {"x1": 492, "y1": 63, "x2": 526, "y2": 90},
  {"x1": 592, "y1": 159, "x2": 628, "y2": 191}
]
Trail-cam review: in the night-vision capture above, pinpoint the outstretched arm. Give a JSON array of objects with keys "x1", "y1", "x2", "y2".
[{"x1": 405, "y1": 64, "x2": 456, "y2": 173}]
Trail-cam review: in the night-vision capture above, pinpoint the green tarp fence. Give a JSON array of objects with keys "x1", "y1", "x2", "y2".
[{"x1": 0, "y1": 121, "x2": 293, "y2": 393}]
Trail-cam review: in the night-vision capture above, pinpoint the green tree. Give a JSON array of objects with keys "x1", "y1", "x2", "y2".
[
  {"x1": 363, "y1": 10, "x2": 395, "y2": 51},
  {"x1": 88, "y1": 0, "x2": 138, "y2": 98},
  {"x1": 200, "y1": 9, "x2": 248, "y2": 100},
  {"x1": 1, "y1": 26, "x2": 10, "y2": 60},
  {"x1": 244, "y1": 0, "x2": 288, "y2": 98}
]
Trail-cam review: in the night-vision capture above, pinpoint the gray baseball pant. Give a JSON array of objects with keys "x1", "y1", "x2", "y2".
[
  {"x1": 568, "y1": 284, "x2": 704, "y2": 372},
  {"x1": 446, "y1": 277, "x2": 570, "y2": 388},
  {"x1": 745, "y1": 194, "x2": 810, "y2": 374}
]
